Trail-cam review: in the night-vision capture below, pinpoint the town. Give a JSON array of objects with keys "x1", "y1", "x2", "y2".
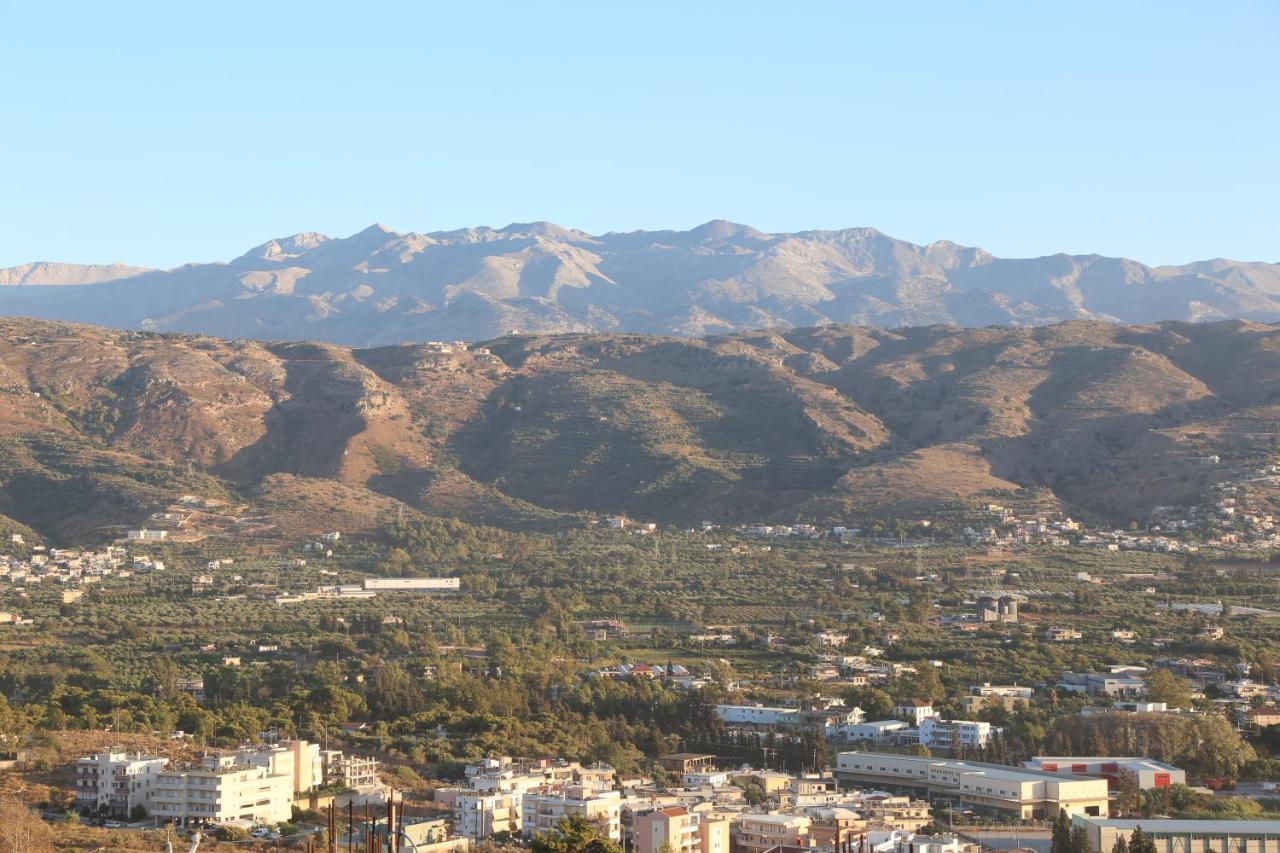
[{"x1": 0, "y1": 502, "x2": 1278, "y2": 851}]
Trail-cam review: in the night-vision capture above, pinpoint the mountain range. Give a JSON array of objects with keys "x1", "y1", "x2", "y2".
[
  {"x1": 2, "y1": 222, "x2": 1279, "y2": 345},
  {"x1": 1, "y1": 316, "x2": 1278, "y2": 544}
]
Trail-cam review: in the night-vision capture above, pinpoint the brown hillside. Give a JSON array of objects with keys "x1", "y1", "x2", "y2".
[{"x1": 0, "y1": 317, "x2": 1276, "y2": 541}]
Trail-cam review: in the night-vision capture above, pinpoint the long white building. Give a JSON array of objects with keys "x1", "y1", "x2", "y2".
[
  {"x1": 1025, "y1": 757, "x2": 1185, "y2": 791},
  {"x1": 1074, "y1": 818, "x2": 1280, "y2": 853},
  {"x1": 363, "y1": 577, "x2": 460, "y2": 591},
  {"x1": 834, "y1": 753, "x2": 1109, "y2": 820}
]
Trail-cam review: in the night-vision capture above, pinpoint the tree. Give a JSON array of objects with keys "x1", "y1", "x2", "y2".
[
  {"x1": 1111, "y1": 836, "x2": 1128, "y2": 853},
  {"x1": 531, "y1": 813, "x2": 622, "y2": 853},
  {"x1": 1144, "y1": 669, "x2": 1193, "y2": 709},
  {"x1": 1129, "y1": 827, "x2": 1156, "y2": 853},
  {"x1": 1051, "y1": 809, "x2": 1072, "y2": 853},
  {"x1": 0, "y1": 797, "x2": 53, "y2": 852}
]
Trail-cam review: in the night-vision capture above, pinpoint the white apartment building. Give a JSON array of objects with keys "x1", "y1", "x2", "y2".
[
  {"x1": 74, "y1": 751, "x2": 168, "y2": 817},
  {"x1": 919, "y1": 718, "x2": 999, "y2": 750},
  {"x1": 521, "y1": 785, "x2": 622, "y2": 841},
  {"x1": 455, "y1": 790, "x2": 523, "y2": 839},
  {"x1": 149, "y1": 754, "x2": 293, "y2": 826}
]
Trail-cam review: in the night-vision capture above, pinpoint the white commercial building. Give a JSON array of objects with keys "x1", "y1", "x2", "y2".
[
  {"x1": 362, "y1": 577, "x2": 460, "y2": 591},
  {"x1": 834, "y1": 753, "x2": 1109, "y2": 820},
  {"x1": 1025, "y1": 757, "x2": 1186, "y2": 790},
  {"x1": 1074, "y1": 818, "x2": 1280, "y2": 853}
]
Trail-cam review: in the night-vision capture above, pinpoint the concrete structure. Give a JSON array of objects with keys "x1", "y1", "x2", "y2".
[
  {"x1": 322, "y1": 750, "x2": 379, "y2": 790},
  {"x1": 150, "y1": 753, "x2": 294, "y2": 826},
  {"x1": 74, "y1": 751, "x2": 168, "y2": 817},
  {"x1": 1073, "y1": 817, "x2": 1280, "y2": 853},
  {"x1": 716, "y1": 704, "x2": 803, "y2": 729},
  {"x1": 634, "y1": 806, "x2": 730, "y2": 853},
  {"x1": 731, "y1": 812, "x2": 812, "y2": 853},
  {"x1": 961, "y1": 684, "x2": 1033, "y2": 715},
  {"x1": 834, "y1": 753, "x2": 1109, "y2": 820},
  {"x1": 1025, "y1": 757, "x2": 1185, "y2": 791},
  {"x1": 844, "y1": 721, "x2": 910, "y2": 744},
  {"x1": 362, "y1": 577, "x2": 460, "y2": 591},
  {"x1": 919, "y1": 718, "x2": 1000, "y2": 751},
  {"x1": 659, "y1": 754, "x2": 717, "y2": 774},
  {"x1": 521, "y1": 785, "x2": 622, "y2": 841},
  {"x1": 977, "y1": 594, "x2": 1019, "y2": 624},
  {"x1": 1058, "y1": 668, "x2": 1148, "y2": 698},
  {"x1": 455, "y1": 791, "x2": 521, "y2": 839}
]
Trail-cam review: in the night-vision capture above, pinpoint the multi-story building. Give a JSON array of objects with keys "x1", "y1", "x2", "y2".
[
  {"x1": 919, "y1": 718, "x2": 999, "y2": 750},
  {"x1": 960, "y1": 685, "x2": 1033, "y2": 715},
  {"x1": 148, "y1": 754, "x2": 293, "y2": 826},
  {"x1": 834, "y1": 753, "x2": 1109, "y2": 820},
  {"x1": 634, "y1": 806, "x2": 730, "y2": 853},
  {"x1": 1057, "y1": 668, "x2": 1147, "y2": 698},
  {"x1": 1024, "y1": 757, "x2": 1185, "y2": 790},
  {"x1": 455, "y1": 791, "x2": 522, "y2": 839},
  {"x1": 731, "y1": 812, "x2": 811, "y2": 853},
  {"x1": 892, "y1": 700, "x2": 935, "y2": 726},
  {"x1": 74, "y1": 752, "x2": 168, "y2": 817},
  {"x1": 237, "y1": 740, "x2": 324, "y2": 795},
  {"x1": 844, "y1": 721, "x2": 911, "y2": 745},
  {"x1": 1073, "y1": 817, "x2": 1280, "y2": 853},
  {"x1": 521, "y1": 785, "x2": 622, "y2": 841},
  {"x1": 853, "y1": 794, "x2": 932, "y2": 831},
  {"x1": 322, "y1": 750, "x2": 380, "y2": 791}
]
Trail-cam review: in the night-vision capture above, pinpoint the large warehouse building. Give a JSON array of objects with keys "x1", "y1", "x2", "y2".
[
  {"x1": 1073, "y1": 818, "x2": 1280, "y2": 853},
  {"x1": 834, "y1": 753, "x2": 1109, "y2": 820},
  {"x1": 1025, "y1": 757, "x2": 1186, "y2": 791}
]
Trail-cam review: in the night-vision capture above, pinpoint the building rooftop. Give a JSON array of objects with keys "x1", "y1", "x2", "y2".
[
  {"x1": 838, "y1": 753, "x2": 1102, "y2": 784},
  {"x1": 1078, "y1": 818, "x2": 1280, "y2": 834},
  {"x1": 1033, "y1": 756, "x2": 1183, "y2": 772}
]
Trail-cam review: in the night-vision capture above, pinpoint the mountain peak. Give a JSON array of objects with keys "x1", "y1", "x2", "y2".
[
  {"x1": 499, "y1": 221, "x2": 585, "y2": 241},
  {"x1": 353, "y1": 223, "x2": 396, "y2": 238},
  {"x1": 688, "y1": 220, "x2": 767, "y2": 242}
]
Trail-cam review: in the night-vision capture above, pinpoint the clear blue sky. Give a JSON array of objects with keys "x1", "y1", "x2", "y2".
[{"x1": 2, "y1": 1, "x2": 1277, "y2": 269}]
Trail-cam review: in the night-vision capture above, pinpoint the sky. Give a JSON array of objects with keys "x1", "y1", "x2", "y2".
[{"x1": 1, "y1": 1, "x2": 1277, "y2": 269}]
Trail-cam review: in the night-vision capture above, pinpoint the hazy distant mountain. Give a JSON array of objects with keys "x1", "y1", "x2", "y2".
[{"x1": 2, "y1": 222, "x2": 1278, "y2": 344}]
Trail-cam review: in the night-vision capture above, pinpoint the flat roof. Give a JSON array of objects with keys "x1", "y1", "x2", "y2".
[
  {"x1": 1033, "y1": 757, "x2": 1183, "y2": 772},
  {"x1": 1078, "y1": 818, "x2": 1280, "y2": 834},
  {"x1": 837, "y1": 753, "x2": 1102, "y2": 784}
]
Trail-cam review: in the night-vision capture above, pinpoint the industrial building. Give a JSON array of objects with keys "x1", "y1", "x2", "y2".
[
  {"x1": 1025, "y1": 757, "x2": 1185, "y2": 791},
  {"x1": 1072, "y1": 818, "x2": 1280, "y2": 853},
  {"x1": 834, "y1": 753, "x2": 1109, "y2": 820}
]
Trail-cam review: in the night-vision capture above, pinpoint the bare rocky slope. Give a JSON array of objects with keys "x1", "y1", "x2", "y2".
[
  {"x1": 1, "y1": 222, "x2": 1278, "y2": 345},
  {"x1": 1, "y1": 317, "x2": 1278, "y2": 543}
]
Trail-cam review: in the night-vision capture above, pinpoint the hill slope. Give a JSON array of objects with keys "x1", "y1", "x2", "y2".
[
  {"x1": 1, "y1": 318, "x2": 1279, "y2": 543},
  {"x1": 1, "y1": 223, "x2": 1278, "y2": 345}
]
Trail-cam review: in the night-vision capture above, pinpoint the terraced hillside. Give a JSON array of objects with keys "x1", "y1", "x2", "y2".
[{"x1": 0, "y1": 317, "x2": 1278, "y2": 543}]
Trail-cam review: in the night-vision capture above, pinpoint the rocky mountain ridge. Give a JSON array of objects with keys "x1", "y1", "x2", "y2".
[{"x1": 2, "y1": 222, "x2": 1278, "y2": 345}]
